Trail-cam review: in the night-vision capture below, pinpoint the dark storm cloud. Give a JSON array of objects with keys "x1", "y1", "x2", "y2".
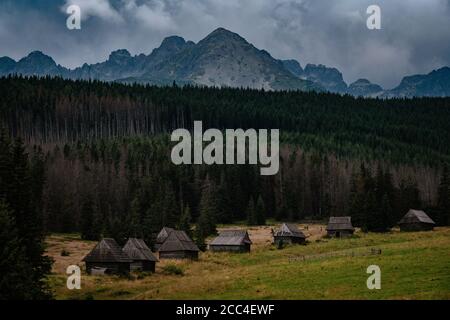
[{"x1": 0, "y1": 0, "x2": 449, "y2": 88}]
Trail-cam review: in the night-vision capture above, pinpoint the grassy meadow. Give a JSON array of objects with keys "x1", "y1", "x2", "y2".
[{"x1": 46, "y1": 225, "x2": 450, "y2": 300}]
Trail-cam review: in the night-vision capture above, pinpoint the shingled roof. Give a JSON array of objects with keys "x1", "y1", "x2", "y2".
[
  {"x1": 158, "y1": 230, "x2": 199, "y2": 252},
  {"x1": 122, "y1": 238, "x2": 158, "y2": 262},
  {"x1": 156, "y1": 227, "x2": 175, "y2": 244},
  {"x1": 82, "y1": 238, "x2": 132, "y2": 263},
  {"x1": 210, "y1": 230, "x2": 252, "y2": 246},
  {"x1": 326, "y1": 216, "x2": 354, "y2": 231},
  {"x1": 399, "y1": 209, "x2": 435, "y2": 225},
  {"x1": 274, "y1": 223, "x2": 306, "y2": 238}
]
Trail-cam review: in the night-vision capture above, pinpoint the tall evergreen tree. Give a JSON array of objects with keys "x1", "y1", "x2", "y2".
[
  {"x1": 0, "y1": 202, "x2": 40, "y2": 299},
  {"x1": 255, "y1": 196, "x2": 266, "y2": 225},
  {"x1": 178, "y1": 205, "x2": 193, "y2": 238},
  {"x1": 197, "y1": 176, "x2": 218, "y2": 235},
  {"x1": 80, "y1": 194, "x2": 101, "y2": 240},
  {"x1": 0, "y1": 134, "x2": 52, "y2": 299},
  {"x1": 162, "y1": 183, "x2": 178, "y2": 228},
  {"x1": 246, "y1": 197, "x2": 258, "y2": 226},
  {"x1": 437, "y1": 165, "x2": 450, "y2": 226}
]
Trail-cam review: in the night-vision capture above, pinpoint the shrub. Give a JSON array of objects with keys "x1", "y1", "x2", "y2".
[
  {"x1": 61, "y1": 249, "x2": 70, "y2": 256},
  {"x1": 162, "y1": 264, "x2": 184, "y2": 276}
]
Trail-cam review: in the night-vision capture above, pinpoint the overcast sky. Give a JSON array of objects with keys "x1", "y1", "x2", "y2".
[{"x1": 1, "y1": 0, "x2": 449, "y2": 88}]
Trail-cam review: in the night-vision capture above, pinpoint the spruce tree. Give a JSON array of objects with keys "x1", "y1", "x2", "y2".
[
  {"x1": 128, "y1": 197, "x2": 142, "y2": 238},
  {"x1": 0, "y1": 202, "x2": 39, "y2": 299},
  {"x1": 246, "y1": 198, "x2": 257, "y2": 226},
  {"x1": 80, "y1": 194, "x2": 100, "y2": 240},
  {"x1": 437, "y1": 165, "x2": 450, "y2": 225},
  {"x1": 255, "y1": 196, "x2": 266, "y2": 225},
  {"x1": 198, "y1": 176, "x2": 218, "y2": 235},
  {"x1": 178, "y1": 205, "x2": 193, "y2": 238},
  {"x1": 162, "y1": 183, "x2": 178, "y2": 228}
]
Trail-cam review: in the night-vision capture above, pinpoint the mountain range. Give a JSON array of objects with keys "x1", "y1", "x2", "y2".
[{"x1": 1, "y1": 27, "x2": 450, "y2": 98}]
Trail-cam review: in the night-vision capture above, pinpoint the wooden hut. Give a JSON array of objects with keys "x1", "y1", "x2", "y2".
[
  {"x1": 158, "y1": 230, "x2": 199, "y2": 260},
  {"x1": 154, "y1": 227, "x2": 174, "y2": 251},
  {"x1": 82, "y1": 238, "x2": 132, "y2": 274},
  {"x1": 273, "y1": 223, "x2": 306, "y2": 245},
  {"x1": 122, "y1": 238, "x2": 158, "y2": 272},
  {"x1": 326, "y1": 216, "x2": 354, "y2": 238},
  {"x1": 398, "y1": 209, "x2": 435, "y2": 232},
  {"x1": 209, "y1": 230, "x2": 252, "y2": 252}
]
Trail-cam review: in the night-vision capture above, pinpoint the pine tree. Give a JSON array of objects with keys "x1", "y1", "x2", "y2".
[
  {"x1": 7, "y1": 138, "x2": 53, "y2": 299},
  {"x1": 437, "y1": 165, "x2": 450, "y2": 226},
  {"x1": 0, "y1": 201, "x2": 38, "y2": 299},
  {"x1": 162, "y1": 183, "x2": 178, "y2": 228},
  {"x1": 80, "y1": 194, "x2": 100, "y2": 240},
  {"x1": 128, "y1": 197, "x2": 142, "y2": 238},
  {"x1": 246, "y1": 198, "x2": 257, "y2": 226},
  {"x1": 178, "y1": 205, "x2": 193, "y2": 238},
  {"x1": 194, "y1": 206, "x2": 215, "y2": 251},
  {"x1": 255, "y1": 196, "x2": 266, "y2": 225},
  {"x1": 216, "y1": 173, "x2": 232, "y2": 223},
  {"x1": 197, "y1": 177, "x2": 218, "y2": 235},
  {"x1": 0, "y1": 133, "x2": 52, "y2": 299}
]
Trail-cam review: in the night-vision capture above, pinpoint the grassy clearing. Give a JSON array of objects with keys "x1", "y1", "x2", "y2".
[{"x1": 46, "y1": 226, "x2": 450, "y2": 300}]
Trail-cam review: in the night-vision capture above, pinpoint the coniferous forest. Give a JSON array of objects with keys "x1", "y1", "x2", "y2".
[{"x1": 1, "y1": 75, "x2": 450, "y2": 298}]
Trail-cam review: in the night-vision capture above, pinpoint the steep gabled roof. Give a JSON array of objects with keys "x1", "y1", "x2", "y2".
[
  {"x1": 399, "y1": 209, "x2": 435, "y2": 225},
  {"x1": 210, "y1": 230, "x2": 252, "y2": 246},
  {"x1": 274, "y1": 223, "x2": 306, "y2": 238},
  {"x1": 158, "y1": 230, "x2": 199, "y2": 252},
  {"x1": 122, "y1": 238, "x2": 158, "y2": 262},
  {"x1": 82, "y1": 238, "x2": 132, "y2": 263},
  {"x1": 326, "y1": 216, "x2": 354, "y2": 231},
  {"x1": 156, "y1": 227, "x2": 175, "y2": 244}
]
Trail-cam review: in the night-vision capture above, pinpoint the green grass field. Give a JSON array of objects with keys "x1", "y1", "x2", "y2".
[{"x1": 47, "y1": 227, "x2": 450, "y2": 300}]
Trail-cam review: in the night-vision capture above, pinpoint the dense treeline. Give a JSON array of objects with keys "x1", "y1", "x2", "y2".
[
  {"x1": 1, "y1": 76, "x2": 450, "y2": 165},
  {"x1": 0, "y1": 76, "x2": 449, "y2": 250},
  {"x1": 39, "y1": 135, "x2": 448, "y2": 247}
]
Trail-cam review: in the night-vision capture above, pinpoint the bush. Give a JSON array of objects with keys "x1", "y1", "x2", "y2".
[
  {"x1": 61, "y1": 249, "x2": 70, "y2": 256},
  {"x1": 162, "y1": 264, "x2": 184, "y2": 276},
  {"x1": 136, "y1": 272, "x2": 152, "y2": 280}
]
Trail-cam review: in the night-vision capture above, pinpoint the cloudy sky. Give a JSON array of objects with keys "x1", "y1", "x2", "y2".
[{"x1": 1, "y1": 0, "x2": 449, "y2": 88}]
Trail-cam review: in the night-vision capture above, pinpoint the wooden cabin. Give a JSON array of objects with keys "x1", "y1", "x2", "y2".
[
  {"x1": 398, "y1": 209, "x2": 435, "y2": 232},
  {"x1": 154, "y1": 227, "x2": 174, "y2": 251},
  {"x1": 326, "y1": 216, "x2": 354, "y2": 238},
  {"x1": 209, "y1": 230, "x2": 252, "y2": 252},
  {"x1": 273, "y1": 223, "x2": 306, "y2": 245},
  {"x1": 82, "y1": 238, "x2": 132, "y2": 274},
  {"x1": 122, "y1": 238, "x2": 158, "y2": 272},
  {"x1": 158, "y1": 230, "x2": 199, "y2": 260}
]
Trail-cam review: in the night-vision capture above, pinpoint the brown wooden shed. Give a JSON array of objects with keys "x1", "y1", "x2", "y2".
[
  {"x1": 154, "y1": 227, "x2": 174, "y2": 251},
  {"x1": 158, "y1": 230, "x2": 199, "y2": 260},
  {"x1": 326, "y1": 217, "x2": 355, "y2": 238},
  {"x1": 273, "y1": 223, "x2": 306, "y2": 245},
  {"x1": 398, "y1": 209, "x2": 435, "y2": 232},
  {"x1": 82, "y1": 238, "x2": 132, "y2": 274},
  {"x1": 209, "y1": 230, "x2": 252, "y2": 252},
  {"x1": 122, "y1": 238, "x2": 158, "y2": 272}
]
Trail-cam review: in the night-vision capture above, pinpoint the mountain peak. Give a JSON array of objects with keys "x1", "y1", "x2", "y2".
[
  {"x1": 27, "y1": 50, "x2": 47, "y2": 57},
  {"x1": 0, "y1": 56, "x2": 16, "y2": 73},
  {"x1": 160, "y1": 35, "x2": 186, "y2": 48},
  {"x1": 110, "y1": 49, "x2": 131, "y2": 57},
  {"x1": 204, "y1": 27, "x2": 246, "y2": 43},
  {"x1": 20, "y1": 51, "x2": 56, "y2": 65}
]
